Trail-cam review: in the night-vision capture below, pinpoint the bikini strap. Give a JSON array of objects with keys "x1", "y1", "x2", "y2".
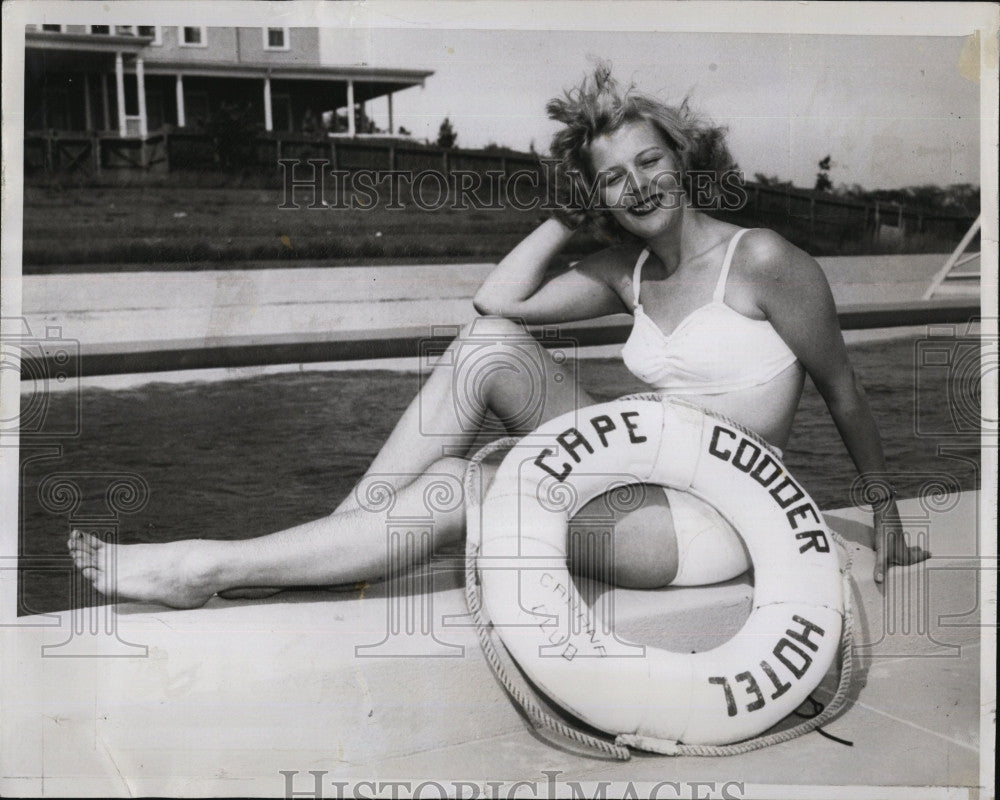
[
  {"x1": 631, "y1": 248, "x2": 651, "y2": 308},
  {"x1": 713, "y1": 228, "x2": 752, "y2": 302}
]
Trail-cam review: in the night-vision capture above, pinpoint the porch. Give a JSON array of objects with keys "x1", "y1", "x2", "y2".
[{"x1": 24, "y1": 30, "x2": 431, "y2": 172}]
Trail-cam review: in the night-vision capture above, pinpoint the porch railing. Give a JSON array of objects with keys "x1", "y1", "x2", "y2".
[{"x1": 24, "y1": 131, "x2": 168, "y2": 175}]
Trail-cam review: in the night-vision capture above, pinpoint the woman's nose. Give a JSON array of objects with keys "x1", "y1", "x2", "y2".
[{"x1": 630, "y1": 170, "x2": 652, "y2": 199}]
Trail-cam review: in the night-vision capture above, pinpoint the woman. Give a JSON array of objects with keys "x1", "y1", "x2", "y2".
[{"x1": 69, "y1": 66, "x2": 927, "y2": 607}]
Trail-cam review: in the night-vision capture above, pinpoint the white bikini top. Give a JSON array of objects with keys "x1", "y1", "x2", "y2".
[{"x1": 620, "y1": 228, "x2": 798, "y2": 395}]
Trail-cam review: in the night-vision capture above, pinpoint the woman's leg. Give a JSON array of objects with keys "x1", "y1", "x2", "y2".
[
  {"x1": 227, "y1": 316, "x2": 577, "y2": 599},
  {"x1": 69, "y1": 318, "x2": 588, "y2": 607},
  {"x1": 334, "y1": 316, "x2": 582, "y2": 512},
  {"x1": 68, "y1": 457, "x2": 481, "y2": 608}
]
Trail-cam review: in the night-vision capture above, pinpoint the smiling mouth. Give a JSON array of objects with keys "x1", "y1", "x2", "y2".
[{"x1": 626, "y1": 193, "x2": 664, "y2": 217}]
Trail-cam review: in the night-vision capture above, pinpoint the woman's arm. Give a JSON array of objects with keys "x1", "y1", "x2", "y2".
[
  {"x1": 473, "y1": 218, "x2": 628, "y2": 323},
  {"x1": 746, "y1": 230, "x2": 930, "y2": 584}
]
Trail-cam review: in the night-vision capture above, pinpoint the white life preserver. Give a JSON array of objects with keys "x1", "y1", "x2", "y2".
[{"x1": 477, "y1": 398, "x2": 844, "y2": 748}]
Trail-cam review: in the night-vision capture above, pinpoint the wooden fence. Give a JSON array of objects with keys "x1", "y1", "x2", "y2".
[
  {"x1": 24, "y1": 130, "x2": 537, "y2": 180},
  {"x1": 718, "y1": 182, "x2": 977, "y2": 250},
  {"x1": 24, "y1": 131, "x2": 169, "y2": 175},
  {"x1": 23, "y1": 129, "x2": 977, "y2": 249}
]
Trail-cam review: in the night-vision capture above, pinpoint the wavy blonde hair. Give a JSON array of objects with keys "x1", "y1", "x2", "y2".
[{"x1": 547, "y1": 64, "x2": 738, "y2": 240}]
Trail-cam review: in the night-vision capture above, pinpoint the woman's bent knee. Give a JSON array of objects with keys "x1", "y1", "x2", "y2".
[
  {"x1": 569, "y1": 488, "x2": 750, "y2": 589},
  {"x1": 607, "y1": 504, "x2": 680, "y2": 588},
  {"x1": 462, "y1": 316, "x2": 527, "y2": 336},
  {"x1": 570, "y1": 491, "x2": 679, "y2": 589}
]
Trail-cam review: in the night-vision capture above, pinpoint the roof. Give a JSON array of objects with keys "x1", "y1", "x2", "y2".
[
  {"x1": 24, "y1": 30, "x2": 433, "y2": 86},
  {"x1": 25, "y1": 29, "x2": 152, "y2": 53},
  {"x1": 141, "y1": 61, "x2": 433, "y2": 84}
]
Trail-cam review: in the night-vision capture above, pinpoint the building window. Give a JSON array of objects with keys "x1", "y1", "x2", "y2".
[
  {"x1": 89, "y1": 25, "x2": 111, "y2": 35},
  {"x1": 179, "y1": 26, "x2": 207, "y2": 47},
  {"x1": 115, "y1": 25, "x2": 135, "y2": 36},
  {"x1": 41, "y1": 24, "x2": 65, "y2": 33},
  {"x1": 138, "y1": 26, "x2": 162, "y2": 45},
  {"x1": 263, "y1": 27, "x2": 289, "y2": 51}
]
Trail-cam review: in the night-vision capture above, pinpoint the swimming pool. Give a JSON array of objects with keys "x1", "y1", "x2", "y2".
[{"x1": 17, "y1": 334, "x2": 982, "y2": 615}]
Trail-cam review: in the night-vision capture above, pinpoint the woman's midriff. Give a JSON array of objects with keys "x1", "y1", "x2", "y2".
[
  {"x1": 679, "y1": 361, "x2": 806, "y2": 450},
  {"x1": 571, "y1": 362, "x2": 805, "y2": 588}
]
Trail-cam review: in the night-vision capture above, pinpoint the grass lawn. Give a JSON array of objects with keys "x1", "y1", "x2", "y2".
[
  {"x1": 22, "y1": 184, "x2": 606, "y2": 273},
  {"x1": 21, "y1": 183, "x2": 963, "y2": 273}
]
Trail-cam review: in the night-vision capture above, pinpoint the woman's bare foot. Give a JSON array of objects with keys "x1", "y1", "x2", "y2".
[{"x1": 67, "y1": 530, "x2": 222, "y2": 609}]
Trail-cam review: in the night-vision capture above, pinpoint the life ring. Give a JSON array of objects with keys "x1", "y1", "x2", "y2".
[{"x1": 476, "y1": 397, "x2": 844, "y2": 748}]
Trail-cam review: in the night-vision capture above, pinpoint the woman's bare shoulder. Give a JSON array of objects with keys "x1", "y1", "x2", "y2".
[
  {"x1": 739, "y1": 228, "x2": 825, "y2": 282},
  {"x1": 741, "y1": 227, "x2": 799, "y2": 261},
  {"x1": 737, "y1": 228, "x2": 835, "y2": 309}
]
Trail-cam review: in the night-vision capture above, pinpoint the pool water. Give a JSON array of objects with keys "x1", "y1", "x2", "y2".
[{"x1": 17, "y1": 335, "x2": 982, "y2": 615}]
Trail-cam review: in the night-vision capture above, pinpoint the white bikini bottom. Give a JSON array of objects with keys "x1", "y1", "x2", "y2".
[
  {"x1": 664, "y1": 486, "x2": 751, "y2": 586},
  {"x1": 665, "y1": 438, "x2": 784, "y2": 586}
]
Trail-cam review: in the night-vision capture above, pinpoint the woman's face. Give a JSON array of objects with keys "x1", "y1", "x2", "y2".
[{"x1": 587, "y1": 119, "x2": 684, "y2": 238}]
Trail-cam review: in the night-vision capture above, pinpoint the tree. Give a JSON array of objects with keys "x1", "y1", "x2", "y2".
[
  {"x1": 814, "y1": 155, "x2": 833, "y2": 193},
  {"x1": 942, "y1": 183, "x2": 980, "y2": 214},
  {"x1": 753, "y1": 172, "x2": 794, "y2": 189},
  {"x1": 829, "y1": 182, "x2": 980, "y2": 214},
  {"x1": 436, "y1": 117, "x2": 457, "y2": 149},
  {"x1": 330, "y1": 104, "x2": 382, "y2": 135}
]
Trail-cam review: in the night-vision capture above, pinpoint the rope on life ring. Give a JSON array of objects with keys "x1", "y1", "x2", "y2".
[{"x1": 463, "y1": 397, "x2": 854, "y2": 758}]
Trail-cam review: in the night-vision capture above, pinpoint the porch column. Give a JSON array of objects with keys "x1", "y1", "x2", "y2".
[
  {"x1": 114, "y1": 51, "x2": 127, "y2": 136},
  {"x1": 175, "y1": 74, "x2": 186, "y2": 127},
  {"x1": 101, "y1": 73, "x2": 110, "y2": 131},
  {"x1": 263, "y1": 75, "x2": 273, "y2": 132},
  {"x1": 83, "y1": 73, "x2": 93, "y2": 131},
  {"x1": 136, "y1": 57, "x2": 148, "y2": 137},
  {"x1": 387, "y1": 92, "x2": 394, "y2": 135},
  {"x1": 346, "y1": 79, "x2": 355, "y2": 136}
]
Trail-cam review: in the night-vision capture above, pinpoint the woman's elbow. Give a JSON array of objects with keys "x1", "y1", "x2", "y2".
[
  {"x1": 472, "y1": 294, "x2": 499, "y2": 317},
  {"x1": 472, "y1": 287, "x2": 518, "y2": 318}
]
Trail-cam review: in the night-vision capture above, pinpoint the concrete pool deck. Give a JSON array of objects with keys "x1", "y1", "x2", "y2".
[
  {"x1": 1, "y1": 490, "x2": 988, "y2": 796},
  {"x1": 16, "y1": 252, "x2": 983, "y2": 388}
]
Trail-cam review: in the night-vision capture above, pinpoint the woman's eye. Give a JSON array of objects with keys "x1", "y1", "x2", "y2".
[
  {"x1": 641, "y1": 157, "x2": 661, "y2": 168},
  {"x1": 606, "y1": 173, "x2": 623, "y2": 186}
]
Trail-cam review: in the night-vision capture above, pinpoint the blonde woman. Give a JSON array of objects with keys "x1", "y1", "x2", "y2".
[{"x1": 70, "y1": 66, "x2": 927, "y2": 606}]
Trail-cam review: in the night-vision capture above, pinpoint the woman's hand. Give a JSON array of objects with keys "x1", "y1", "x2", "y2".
[
  {"x1": 873, "y1": 499, "x2": 932, "y2": 585},
  {"x1": 548, "y1": 163, "x2": 590, "y2": 231}
]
